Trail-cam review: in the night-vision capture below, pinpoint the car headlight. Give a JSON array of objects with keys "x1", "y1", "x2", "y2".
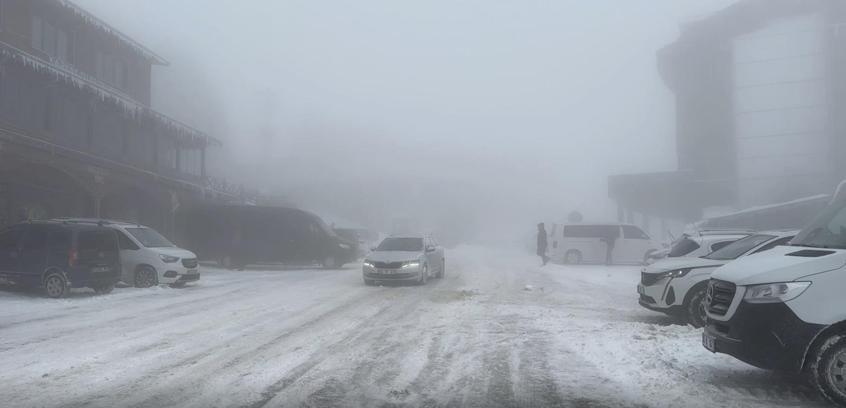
[
  {"x1": 744, "y1": 282, "x2": 811, "y2": 304},
  {"x1": 663, "y1": 269, "x2": 691, "y2": 279},
  {"x1": 402, "y1": 261, "x2": 421, "y2": 269},
  {"x1": 159, "y1": 254, "x2": 180, "y2": 263},
  {"x1": 363, "y1": 260, "x2": 374, "y2": 268},
  {"x1": 339, "y1": 243, "x2": 351, "y2": 250}
]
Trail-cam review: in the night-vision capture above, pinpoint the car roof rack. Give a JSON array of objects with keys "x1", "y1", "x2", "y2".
[{"x1": 688, "y1": 228, "x2": 756, "y2": 236}]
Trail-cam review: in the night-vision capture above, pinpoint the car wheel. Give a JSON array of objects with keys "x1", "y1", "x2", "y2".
[
  {"x1": 686, "y1": 287, "x2": 708, "y2": 328},
  {"x1": 364, "y1": 278, "x2": 375, "y2": 286},
  {"x1": 417, "y1": 265, "x2": 429, "y2": 286},
  {"x1": 92, "y1": 282, "x2": 115, "y2": 295},
  {"x1": 43, "y1": 271, "x2": 68, "y2": 299},
  {"x1": 812, "y1": 334, "x2": 846, "y2": 406},
  {"x1": 134, "y1": 266, "x2": 158, "y2": 288},
  {"x1": 564, "y1": 250, "x2": 582, "y2": 265}
]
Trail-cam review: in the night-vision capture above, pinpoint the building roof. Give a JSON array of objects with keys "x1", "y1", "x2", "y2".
[{"x1": 57, "y1": 0, "x2": 169, "y2": 65}]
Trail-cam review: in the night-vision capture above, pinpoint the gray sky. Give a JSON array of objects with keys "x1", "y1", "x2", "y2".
[{"x1": 75, "y1": 0, "x2": 734, "y2": 239}]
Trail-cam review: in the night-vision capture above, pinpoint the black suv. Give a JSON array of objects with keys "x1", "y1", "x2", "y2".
[{"x1": 0, "y1": 221, "x2": 121, "y2": 298}]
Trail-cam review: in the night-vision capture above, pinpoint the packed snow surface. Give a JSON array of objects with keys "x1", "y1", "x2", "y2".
[{"x1": 0, "y1": 246, "x2": 826, "y2": 407}]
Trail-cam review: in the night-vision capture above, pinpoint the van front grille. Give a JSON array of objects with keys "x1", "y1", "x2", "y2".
[{"x1": 706, "y1": 279, "x2": 736, "y2": 316}]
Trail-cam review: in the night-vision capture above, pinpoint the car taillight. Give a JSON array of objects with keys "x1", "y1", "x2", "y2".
[{"x1": 68, "y1": 249, "x2": 78, "y2": 267}]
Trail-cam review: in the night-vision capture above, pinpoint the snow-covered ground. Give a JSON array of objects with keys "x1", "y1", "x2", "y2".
[{"x1": 0, "y1": 246, "x2": 827, "y2": 408}]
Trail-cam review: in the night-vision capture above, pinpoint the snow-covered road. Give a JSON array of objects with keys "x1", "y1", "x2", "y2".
[{"x1": 0, "y1": 246, "x2": 828, "y2": 407}]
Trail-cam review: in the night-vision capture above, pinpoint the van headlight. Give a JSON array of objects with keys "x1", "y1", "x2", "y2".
[
  {"x1": 159, "y1": 254, "x2": 180, "y2": 263},
  {"x1": 744, "y1": 282, "x2": 811, "y2": 304}
]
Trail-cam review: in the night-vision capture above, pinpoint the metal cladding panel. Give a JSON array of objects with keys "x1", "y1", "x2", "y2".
[{"x1": 732, "y1": 13, "x2": 832, "y2": 206}]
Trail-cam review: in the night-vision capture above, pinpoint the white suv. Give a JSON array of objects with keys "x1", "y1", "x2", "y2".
[
  {"x1": 57, "y1": 219, "x2": 200, "y2": 288},
  {"x1": 645, "y1": 230, "x2": 750, "y2": 265},
  {"x1": 638, "y1": 230, "x2": 796, "y2": 327}
]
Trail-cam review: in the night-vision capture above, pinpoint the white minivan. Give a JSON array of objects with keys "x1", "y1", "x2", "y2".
[
  {"x1": 57, "y1": 219, "x2": 200, "y2": 288},
  {"x1": 550, "y1": 223, "x2": 661, "y2": 265},
  {"x1": 704, "y1": 181, "x2": 846, "y2": 406}
]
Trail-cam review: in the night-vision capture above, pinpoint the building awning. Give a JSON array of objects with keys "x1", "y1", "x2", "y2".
[{"x1": 608, "y1": 171, "x2": 734, "y2": 221}]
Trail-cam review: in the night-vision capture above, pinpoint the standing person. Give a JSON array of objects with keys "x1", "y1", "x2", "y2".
[
  {"x1": 537, "y1": 223, "x2": 549, "y2": 266},
  {"x1": 601, "y1": 228, "x2": 617, "y2": 265}
]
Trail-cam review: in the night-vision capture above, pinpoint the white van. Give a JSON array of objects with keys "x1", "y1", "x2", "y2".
[
  {"x1": 550, "y1": 223, "x2": 661, "y2": 265},
  {"x1": 639, "y1": 230, "x2": 795, "y2": 327},
  {"x1": 704, "y1": 181, "x2": 846, "y2": 406}
]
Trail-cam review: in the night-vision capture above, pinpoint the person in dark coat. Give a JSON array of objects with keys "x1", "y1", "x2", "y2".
[
  {"x1": 537, "y1": 223, "x2": 549, "y2": 266},
  {"x1": 601, "y1": 228, "x2": 617, "y2": 265}
]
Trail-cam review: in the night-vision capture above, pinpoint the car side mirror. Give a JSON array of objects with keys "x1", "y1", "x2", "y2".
[{"x1": 426, "y1": 246, "x2": 436, "y2": 253}]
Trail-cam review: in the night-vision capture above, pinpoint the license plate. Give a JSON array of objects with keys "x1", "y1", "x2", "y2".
[
  {"x1": 92, "y1": 266, "x2": 110, "y2": 273},
  {"x1": 703, "y1": 333, "x2": 716, "y2": 352},
  {"x1": 637, "y1": 284, "x2": 645, "y2": 295},
  {"x1": 379, "y1": 269, "x2": 395, "y2": 275}
]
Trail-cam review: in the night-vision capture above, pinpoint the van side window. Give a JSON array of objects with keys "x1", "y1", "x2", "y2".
[
  {"x1": 564, "y1": 225, "x2": 620, "y2": 239},
  {"x1": 117, "y1": 231, "x2": 140, "y2": 251},
  {"x1": 47, "y1": 229, "x2": 71, "y2": 252},
  {"x1": 20, "y1": 227, "x2": 48, "y2": 252},
  {"x1": 622, "y1": 226, "x2": 650, "y2": 240},
  {"x1": 0, "y1": 228, "x2": 24, "y2": 251}
]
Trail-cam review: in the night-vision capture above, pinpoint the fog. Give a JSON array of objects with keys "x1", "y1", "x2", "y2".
[{"x1": 74, "y1": 0, "x2": 735, "y2": 243}]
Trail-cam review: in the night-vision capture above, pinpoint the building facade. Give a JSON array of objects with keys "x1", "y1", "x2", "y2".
[
  {"x1": 610, "y1": 0, "x2": 846, "y2": 227},
  {"x1": 0, "y1": 0, "x2": 241, "y2": 234}
]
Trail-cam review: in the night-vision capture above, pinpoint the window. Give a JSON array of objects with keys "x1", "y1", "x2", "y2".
[
  {"x1": 126, "y1": 228, "x2": 174, "y2": 248},
  {"x1": 96, "y1": 52, "x2": 129, "y2": 90},
  {"x1": 668, "y1": 238, "x2": 700, "y2": 257},
  {"x1": 563, "y1": 225, "x2": 620, "y2": 239},
  {"x1": 0, "y1": 228, "x2": 23, "y2": 251},
  {"x1": 376, "y1": 238, "x2": 423, "y2": 252},
  {"x1": 117, "y1": 231, "x2": 140, "y2": 250},
  {"x1": 20, "y1": 227, "x2": 48, "y2": 252},
  {"x1": 622, "y1": 225, "x2": 650, "y2": 240},
  {"x1": 752, "y1": 236, "x2": 794, "y2": 255},
  {"x1": 47, "y1": 229, "x2": 71, "y2": 252},
  {"x1": 709, "y1": 241, "x2": 734, "y2": 252},
  {"x1": 704, "y1": 234, "x2": 776, "y2": 260},
  {"x1": 32, "y1": 16, "x2": 70, "y2": 62}
]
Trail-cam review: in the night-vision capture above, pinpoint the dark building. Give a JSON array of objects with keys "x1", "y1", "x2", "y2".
[
  {"x1": 610, "y1": 0, "x2": 846, "y2": 227},
  {"x1": 0, "y1": 0, "x2": 241, "y2": 234}
]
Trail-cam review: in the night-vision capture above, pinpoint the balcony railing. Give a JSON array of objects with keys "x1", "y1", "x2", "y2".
[{"x1": 0, "y1": 39, "x2": 221, "y2": 148}]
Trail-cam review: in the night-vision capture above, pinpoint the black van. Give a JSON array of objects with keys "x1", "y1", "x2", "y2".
[
  {"x1": 0, "y1": 221, "x2": 121, "y2": 298},
  {"x1": 176, "y1": 205, "x2": 358, "y2": 269}
]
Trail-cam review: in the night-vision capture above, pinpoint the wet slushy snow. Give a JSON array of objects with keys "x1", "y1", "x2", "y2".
[{"x1": 0, "y1": 246, "x2": 827, "y2": 407}]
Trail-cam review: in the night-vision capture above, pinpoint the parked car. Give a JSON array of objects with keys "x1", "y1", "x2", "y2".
[
  {"x1": 549, "y1": 223, "x2": 661, "y2": 265},
  {"x1": 704, "y1": 181, "x2": 846, "y2": 406},
  {"x1": 176, "y1": 205, "x2": 357, "y2": 269},
  {"x1": 362, "y1": 235, "x2": 445, "y2": 286},
  {"x1": 644, "y1": 230, "x2": 750, "y2": 265},
  {"x1": 0, "y1": 221, "x2": 120, "y2": 298},
  {"x1": 54, "y1": 219, "x2": 199, "y2": 288},
  {"x1": 639, "y1": 230, "x2": 796, "y2": 327}
]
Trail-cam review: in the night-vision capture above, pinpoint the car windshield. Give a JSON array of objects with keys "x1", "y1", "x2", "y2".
[
  {"x1": 668, "y1": 237, "x2": 700, "y2": 257},
  {"x1": 703, "y1": 234, "x2": 775, "y2": 260},
  {"x1": 792, "y1": 199, "x2": 846, "y2": 249},
  {"x1": 125, "y1": 228, "x2": 175, "y2": 248},
  {"x1": 376, "y1": 237, "x2": 423, "y2": 252}
]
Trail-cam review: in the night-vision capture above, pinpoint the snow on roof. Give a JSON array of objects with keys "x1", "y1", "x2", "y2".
[
  {"x1": 0, "y1": 41, "x2": 221, "y2": 147},
  {"x1": 57, "y1": 0, "x2": 169, "y2": 65}
]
